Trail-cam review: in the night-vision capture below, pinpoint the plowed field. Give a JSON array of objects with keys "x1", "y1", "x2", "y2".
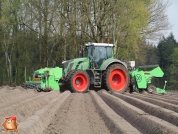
[{"x1": 0, "y1": 86, "x2": 178, "y2": 134}]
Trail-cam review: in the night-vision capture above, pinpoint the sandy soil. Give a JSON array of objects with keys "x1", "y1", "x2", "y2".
[{"x1": 0, "y1": 86, "x2": 178, "y2": 134}]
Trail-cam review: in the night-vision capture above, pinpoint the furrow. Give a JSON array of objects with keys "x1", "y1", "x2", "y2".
[
  {"x1": 0, "y1": 91, "x2": 59, "y2": 123},
  {"x1": 90, "y1": 90, "x2": 140, "y2": 134},
  {"x1": 126, "y1": 93, "x2": 178, "y2": 112},
  {"x1": 129, "y1": 92, "x2": 178, "y2": 105},
  {"x1": 113, "y1": 92, "x2": 178, "y2": 127},
  {"x1": 98, "y1": 90, "x2": 178, "y2": 134},
  {"x1": 18, "y1": 91, "x2": 71, "y2": 134}
]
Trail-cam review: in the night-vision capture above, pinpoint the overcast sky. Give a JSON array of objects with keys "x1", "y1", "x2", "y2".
[{"x1": 165, "y1": 0, "x2": 178, "y2": 41}]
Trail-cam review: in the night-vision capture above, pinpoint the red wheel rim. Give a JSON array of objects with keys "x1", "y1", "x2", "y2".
[
  {"x1": 72, "y1": 73, "x2": 88, "y2": 92},
  {"x1": 109, "y1": 69, "x2": 126, "y2": 91}
]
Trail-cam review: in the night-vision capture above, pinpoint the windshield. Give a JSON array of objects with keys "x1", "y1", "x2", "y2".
[
  {"x1": 94, "y1": 46, "x2": 112, "y2": 60},
  {"x1": 86, "y1": 45, "x2": 113, "y2": 59},
  {"x1": 93, "y1": 46, "x2": 113, "y2": 68}
]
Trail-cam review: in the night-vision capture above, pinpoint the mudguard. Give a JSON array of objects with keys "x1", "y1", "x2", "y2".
[{"x1": 100, "y1": 58, "x2": 127, "y2": 70}]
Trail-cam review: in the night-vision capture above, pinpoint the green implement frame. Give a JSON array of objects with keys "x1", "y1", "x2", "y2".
[
  {"x1": 23, "y1": 67, "x2": 62, "y2": 91},
  {"x1": 156, "y1": 81, "x2": 167, "y2": 93},
  {"x1": 130, "y1": 65, "x2": 167, "y2": 94}
]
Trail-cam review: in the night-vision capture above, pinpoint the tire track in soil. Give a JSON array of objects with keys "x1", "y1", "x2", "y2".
[
  {"x1": 112, "y1": 92, "x2": 178, "y2": 127},
  {"x1": 43, "y1": 93, "x2": 110, "y2": 134},
  {"x1": 126, "y1": 93, "x2": 178, "y2": 113},
  {"x1": 98, "y1": 90, "x2": 178, "y2": 134}
]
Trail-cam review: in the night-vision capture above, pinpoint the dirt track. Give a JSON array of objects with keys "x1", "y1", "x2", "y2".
[{"x1": 0, "y1": 86, "x2": 178, "y2": 134}]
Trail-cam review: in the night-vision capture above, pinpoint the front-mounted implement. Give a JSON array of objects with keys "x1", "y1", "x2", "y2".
[
  {"x1": 23, "y1": 67, "x2": 62, "y2": 92},
  {"x1": 129, "y1": 61, "x2": 167, "y2": 94}
]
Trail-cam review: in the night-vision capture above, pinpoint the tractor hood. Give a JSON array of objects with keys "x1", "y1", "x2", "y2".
[{"x1": 62, "y1": 57, "x2": 89, "y2": 76}]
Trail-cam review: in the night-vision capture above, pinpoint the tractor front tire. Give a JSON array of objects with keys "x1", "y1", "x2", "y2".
[
  {"x1": 69, "y1": 70, "x2": 90, "y2": 93},
  {"x1": 104, "y1": 64, "x2": 129, "y2": 93}
]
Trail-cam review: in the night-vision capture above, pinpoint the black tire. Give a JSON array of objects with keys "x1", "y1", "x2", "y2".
[
  {"x1": 60, "y1": 70, "x2": 76, "y2": 92},
  {"x1": 104, "y1": 64, "x2": 130, "y2": 93},
  {"x1": 36, "y1": 87, "x2": 41, "y2": 92},
  {"x1": 128, "y1": 78, "x2": 134, "y2": 93},
  {"x1": 22, "y1": 84, "x2": 27, "y2": 89},
  {"x1": 147, "y1": 84, "x2": 156, "y2": 94},
  {"x1": 132, "y1": 82, "x2": 139, "y2": 92},
  {"x1": 68, "y1": 70, "x2": 90, "y2": 93}
]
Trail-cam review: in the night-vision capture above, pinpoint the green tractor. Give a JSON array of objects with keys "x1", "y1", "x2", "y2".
[
  {"x1": 23, "y1": 42, "x2": 130, "y2": 93},
  {"x1": 60, "y1": 43, "x2": 130, "y2": 93},
  {"x1": 129, "y1": 61, "x2": 167, "y2": 94}
]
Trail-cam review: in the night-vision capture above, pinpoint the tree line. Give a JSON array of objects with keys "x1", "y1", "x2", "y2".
[
  {"x1": 157, "y1": 33, "x2": 178, "y2": 90},
  {"x1": 1, "y1": 0, "x2": 176, "y2": 90}
]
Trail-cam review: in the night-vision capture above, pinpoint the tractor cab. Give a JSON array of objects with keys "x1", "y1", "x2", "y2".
[{"x1": 85, "y1": 43, "x2": 114, "y2": 68}]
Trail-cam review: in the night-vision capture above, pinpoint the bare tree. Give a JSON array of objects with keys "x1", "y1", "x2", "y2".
[{"x1": 144, "y1": 0, "x2": 171, "y2": 41}]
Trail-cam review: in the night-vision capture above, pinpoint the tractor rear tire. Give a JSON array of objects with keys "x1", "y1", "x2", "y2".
[
  {"x1": 104, "y1": 64, "x2": 130, "y2": 93},
  {"x1": 69, "y1": 70, "x2": 90, "y2": 93},
  {"x1": 147, "y1": 84, "x2": 156, "y2": 94}
]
